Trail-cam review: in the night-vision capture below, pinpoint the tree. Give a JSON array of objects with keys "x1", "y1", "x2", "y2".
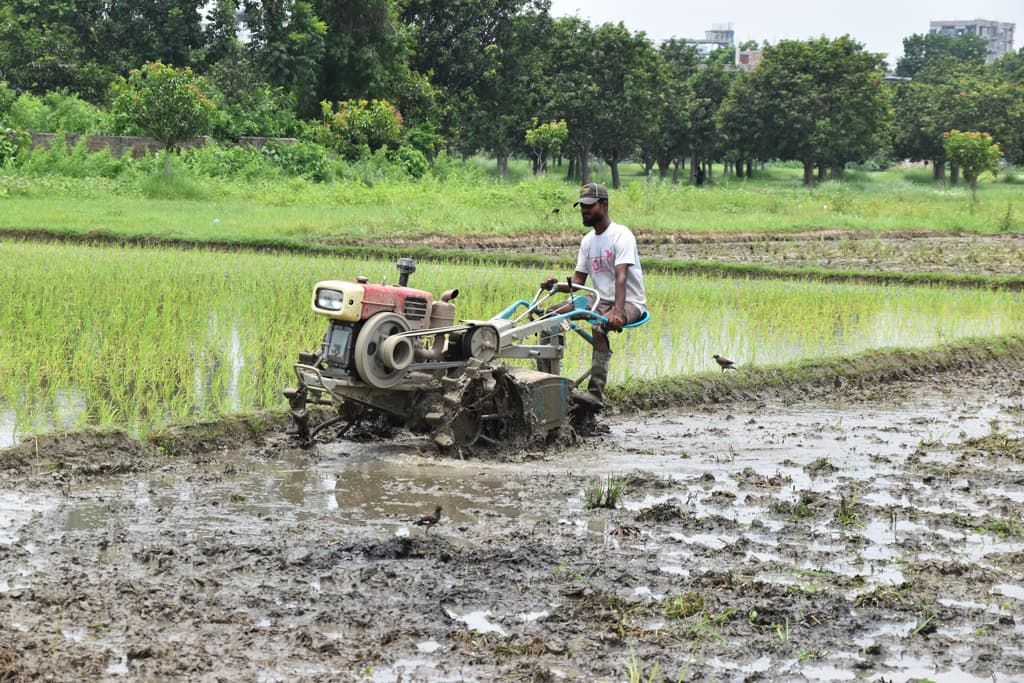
[
  {"x1": 747, "y1": 36, "x2": 888, "y2": 186},
  {"x1": 97, "y1": 0, "x2": 207, "y2": 76},
  {"x1": 524, "y1": 118, "x2": 567, "y2": 174},
  {"x1": 991, "y1": 48, "x2": 1024, "y2": 84},
  {"x1": 243, "y1": 0, "x2": 326, "y2": 114},
  {"x1": 401, "y1": 0, "x2": 548, "y2": 167},
  {"x1": 588, "y1": 22, "x2": 663, "y2": 189},
  {"x1": 639, "y1": 39, "x2": 698, "y2": 182},
  {"x1": 813, "y1": 36, "x2": 890, "y2": 178},
  {"x1": 310, "y1": 0, "x2": 414, "y2": 107},
  {"x1": 943, "y1": 129, "x2": 1001, "y2": 200},
  {"x1": 896, "y1": 33, "x2": 987, "y2": 79},
  {"x1": 458, "y1": 8, "x2": 553, "y2": 177},
  {"x1": 891, "y1": 79, "x2": 950, "y2": 178},
  {"x1": 0, "y1": 0, "x2": 210, "y2": 102},
  {"x1": 0, "y1": 126, "x2": 31, "y2": 165},
  {"x1": 205, "y1": 54, "x2": 304, "y2": 139},
  {"x1": 685, "y1": 65, "x2": 732, "y2": 184},
  {"x1": 543, "y1": 16, "x2": 600, "y2": 183},
  {"x1": 0, "y1": 0, "x2": 114, "y2": 101},
  {"x1": 716, "y1": 69, "x2": 765, "y2": 179},
  {"x1": 198, "y1": 0, "x2": 243, "y2": 68},
  {"x1": 111, "y1": 61, "x2": 218, "y2": 175}
]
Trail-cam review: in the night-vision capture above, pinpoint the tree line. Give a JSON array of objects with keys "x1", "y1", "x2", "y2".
[{"x1": 1, "y1": 0, "x2": 1022, "y2": 186}]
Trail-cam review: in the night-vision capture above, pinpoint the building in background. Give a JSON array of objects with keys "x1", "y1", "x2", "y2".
[
  {"x1": 929, "y1": 19, "x2": 1015, "y2": 63},
  {"x1": 735, "y1": 49, "x2": 763, "y2": 72},
  {"x1": 685, "y1": 23, "x2": 735, "y2": 57}
]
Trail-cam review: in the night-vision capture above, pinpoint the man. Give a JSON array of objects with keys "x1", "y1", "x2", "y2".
[{"x1": 541, "y1": 182, "x2": 647, "y2": 409}]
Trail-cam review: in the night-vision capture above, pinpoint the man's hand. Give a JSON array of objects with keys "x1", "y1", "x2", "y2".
[
  {"x1": 607, "y1": 309, "x2": 626, "y2": 331},
  {"x1": 540, "y1": 277, "x2": 559, "y2": 291}
]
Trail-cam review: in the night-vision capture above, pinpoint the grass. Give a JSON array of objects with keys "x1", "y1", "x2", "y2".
[
  {"x1": 584, "y1": 476, "x2": 627, "y2": 509},
  {"x1": 1, "y1": 162, "x2": 1022, "y2": 246},
  {"x1": 2, "y1": 240, "x2": 1023, "y2": 444}
]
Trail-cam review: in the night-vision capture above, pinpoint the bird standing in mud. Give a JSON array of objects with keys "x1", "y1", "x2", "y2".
[
  {"x1": 414, "y1": 505, "x2": 443, "y2": 535},
  {"x1": 713, "y1": 354, "x2": 737, "y2": 372}
]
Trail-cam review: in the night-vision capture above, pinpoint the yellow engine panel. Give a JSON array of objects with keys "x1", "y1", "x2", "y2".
[{"x1": 311, "y1": 280, "x2": 365, "y2": 321}]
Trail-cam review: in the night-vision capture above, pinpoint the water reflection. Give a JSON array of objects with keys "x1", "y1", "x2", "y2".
[{"x1": 0, "y1": 389, "x2": 87, "y2": 449}]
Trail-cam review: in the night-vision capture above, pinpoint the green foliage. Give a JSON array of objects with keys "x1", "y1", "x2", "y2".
[
  {"x1": 401, "y1": 0, "x2": 548, "y2": 164},
  {"x1": 13, "y1": 136, "x2": 135, "y2": 179},
  {"x1": 0, "y1": 127, "x2": 31, "y2": 165},
  {"x1": 943, "y1": 129, "x2": 1001, "y2": 199},
  {"x1": 111, "y1": 61, "x2": 219, "y2": 174},
  {"x1": 7, "y1": 94, "x2": 50, "y2": 131},
  {"x1": 181, "y1": 143, "x2": 276, "y2": 181},
  {"x1": 389, "y1": 145, "x2": 428, "y2": 178},
  {"x1": 315, "y1": 98, "x2": 403, "y2": 160},
  {"x1": 175, "y1": 140, "x2": 341, "y2": 185},
  {"x1": 752, "y1": 36, "x2": 889, "y2": 184},
  {"x1": 311, "y1": 0, "x2": 413, "y2": 117},
  {"x1": 833, "y1": 492, "x2": 864, "y2": 529},
  {"x1": 0, "y1": 81, "x2": 17, "y2": 119},
  {"x1": 662, "y1": 592, "x2": 706, "y2": 619},
  {"x1": 991, "y1": 47, "x2": 1024, "y2": 84},
  {"x1": 261, "y1": 140, "x2": 334, "y2": 182},
  {"x1": 213, "y1": 86, "x2": 305, "y2": 140},
  {"x1": 5, "y1": 91, "x2": 110, "y2": 134},
  {"x1": 897, "y1": 33, "x2": 987, "y2": 79},
  {"x1": 245, "y1": 0, "x2": 326, "y2": 113},
  {"x1": 44, "y1": 91, "x2": 110, "y2": 133}
]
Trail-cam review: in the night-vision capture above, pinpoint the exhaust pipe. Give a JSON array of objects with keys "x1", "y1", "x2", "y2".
[{"x1": 396, "y1": 257, "x2": 416, "y2": 287}]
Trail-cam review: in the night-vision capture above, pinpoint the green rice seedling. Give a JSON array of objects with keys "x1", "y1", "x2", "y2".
[
  {"x1": 3, "y1": 239, "x2": 1023, "y2": 444},
  {"x1": 834, "y1": 493, "x2": 864, "y2": 529},
  {"x1": 912, "y1": 605, "x2": 937, "y2": 636},
  {"x1": 984, "y1": 515, "x2": 1023, "y2": 539},
  {"x1": 662, "y1": 592, "x2": 705, "y2": 619},
  {"x1": 584, "y1": 476, "x2": 626, "y2": 509},
  {"x1": 624, "y1": 648, "x2": 660, "y2": 683}
]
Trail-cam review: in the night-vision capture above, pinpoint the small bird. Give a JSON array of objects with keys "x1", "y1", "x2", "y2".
[
  {"x1": 414, "y1": 505, "x2": 443, "y2": 534},
  {"x1": 713, "y1": 354, "x2": 737, "y2": 372}
]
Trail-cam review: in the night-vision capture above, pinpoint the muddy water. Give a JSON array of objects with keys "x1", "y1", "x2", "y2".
[{"x1": 1, "y1": 367, "x2": 1023, "y2": 681}]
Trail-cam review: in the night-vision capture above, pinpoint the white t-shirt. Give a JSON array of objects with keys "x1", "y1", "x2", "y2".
[{"x1": 575, "y1": 221, "x2": 646, "y2": 310}]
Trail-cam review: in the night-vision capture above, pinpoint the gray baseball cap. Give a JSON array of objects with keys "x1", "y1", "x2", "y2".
[{"x1": 573, "y1": 182, "x2": 609, "y2": 206}]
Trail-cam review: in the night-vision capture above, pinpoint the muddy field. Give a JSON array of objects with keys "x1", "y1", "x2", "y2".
[{"x1": 2, "y1": 355, "x2": 1023, "y2": 682}]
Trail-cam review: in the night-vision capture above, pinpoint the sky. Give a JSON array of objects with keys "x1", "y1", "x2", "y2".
[{"x1": 545, "y1": 0, "x2": 1022, "y2": 68}]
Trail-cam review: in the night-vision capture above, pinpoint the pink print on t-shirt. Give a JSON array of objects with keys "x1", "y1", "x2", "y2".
[{"x1": 591, "y1": 248, "x2": 614, "y2": 273}]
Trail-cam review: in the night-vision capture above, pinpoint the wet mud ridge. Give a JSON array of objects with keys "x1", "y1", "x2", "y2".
[{"x1": 1, "y1": 363, "x2": 1023, "y2": 681}]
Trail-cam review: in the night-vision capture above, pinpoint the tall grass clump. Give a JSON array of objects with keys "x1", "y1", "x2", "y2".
[{"x1": 140, "y1": 164, "x2": 211, "y2": 200}]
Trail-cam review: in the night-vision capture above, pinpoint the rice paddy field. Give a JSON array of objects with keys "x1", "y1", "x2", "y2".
[
  {"x1": 2, "y1": 164, "x2": 1024, "y2": 682},
  {"x1": 2, "y1": 239, "x2": 1022, "y2": 447}
]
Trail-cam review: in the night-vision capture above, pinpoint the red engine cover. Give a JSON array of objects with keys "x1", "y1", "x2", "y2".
[{"x1": 360, "y1": 284, "x2": 434, "y2": 328}]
